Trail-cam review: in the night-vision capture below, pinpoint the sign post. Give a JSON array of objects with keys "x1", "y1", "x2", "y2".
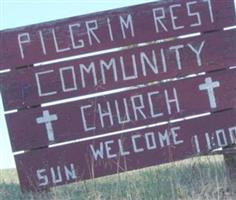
[
  {"x1": 0, "y1": 0, "x2": 236, "y2": 192},
  {"x1": 224, "y1": 150, "x2": 236, "y2": 190}
]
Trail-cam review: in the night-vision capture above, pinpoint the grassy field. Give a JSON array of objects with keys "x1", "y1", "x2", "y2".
[{"x1": 0, "y1": 155, "x2": 236, "y2": 200}]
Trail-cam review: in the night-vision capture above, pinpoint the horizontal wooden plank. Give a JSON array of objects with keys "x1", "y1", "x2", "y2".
[
  {"x1": 2, "y1": 29, "x2": 236, "y2": 111},
  {"x1": 6, "y1": 69, "x2": 236, "y2": 152},
  {"x1": 0, "y1": 0, "x2": 235, "y2": 69},
  {"x1": 15, "y1": 109, "x2": 236, "y2": 191}
]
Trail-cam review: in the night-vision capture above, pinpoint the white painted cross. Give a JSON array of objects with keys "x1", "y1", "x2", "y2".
[
  {"x1": 36, "y1": 110, "x2": 58, "y2": 142},
  {"x1": 198, "y1": 77, "x2": 220, "y2": 109}
]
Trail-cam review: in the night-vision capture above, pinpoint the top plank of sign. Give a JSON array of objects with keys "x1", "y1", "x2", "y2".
[{"x1": 0, "y1": 0, "x2": 235, "y2": 70}]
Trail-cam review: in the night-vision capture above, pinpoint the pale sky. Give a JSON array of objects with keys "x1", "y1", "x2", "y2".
[{"x1": 0, "y1": 0, "x2": 156, "y2": 169}]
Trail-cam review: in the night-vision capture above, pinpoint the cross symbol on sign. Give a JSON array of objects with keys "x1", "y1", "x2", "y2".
[
  {"x1": 36, "y1": 110, "x2": 58, "y2": 142},
  {"x1": 198, "y1": 77, "x2": 220, "y2": 109}
]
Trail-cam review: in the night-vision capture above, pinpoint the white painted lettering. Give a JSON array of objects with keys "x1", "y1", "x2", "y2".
[
  {"x1": 18, "y1": 33, "x2": 31, "y2": 59},
  {"x1": 69, "y1": 23, "x2": 85, "y2": 49},
  {"x1": 80, "y1": 62, "x2": 97, "y2": 88},
  {"x1": 171, "y1": 126, "x2": 183, "y2": 145},
  {"x1": 35, "y1": 70, "x2": 57, "y2": 96},
  {"x1": 52, "y1": 29, "x2": 71, "y2": 53},
  {"x1": 86, "y1": 20, "x2": 101, "y2": 45},
  {"x1": 145, "y1": 132, "x2": 157, "y2": 150},
  {"x1": 98, "y1": 102, "x2": 114, "y2": 128},
  {"x1": 132, "y1": 134, "x2": 144, "y2": 153},
  {"x1": 161, "y1": 48, "x2": 167, "y2": 73},
  {"x1": 59, "y1": 66, "x2": 78, "y2": 92},
  {"x1": 100, "y1": 58, "x2": 118, "y2": 84},
  {"x1": 153, "y1": 8, "x2": 168, "y2": 32},
  {"x1": 118, "y1": 139, "x2": 130, "y2": 156},
  {"x1": 120, "y1": 55, "x2": 138, "y2": 80},
  {"x1": 164, "y1": 88, "x2": 180, "y2": 115},
  {"x1": 170, "y1": 4, "x2": 184, "y2": 30},
  {"x1": 115, "y1": 99, "x2": 131, "y2": 124},
  {"x1": 187, "y1": 1, "x2": 202, "y2": 27},
  {"x1": 187, "y1": 41, "x2": 205, "y2": 66},
  {"x1": 216, "y1": 129, "x2": 227, "y2": 147},
  {"x1": 148, "y1": 91, "x2": 163, "y2": 118},
  {"x1": 204, "y1": 0, "x2": 214, "y2": 23},
  {"x1": 193, "y1": 135, "x2": 201, "y2": 154},
  {"x1": 119, "y1": 14, "x2": 135, "y2": 39},
  {"x1": 229, "y1": 126, "x2": 236, "y2": 143},
  {"x1": 81, "y1": 105, "x2": 96, "y2": 131},
  {"x1": 38, "y1": 30, "x2": 47, "y2": 55},
  {"x1": 64, "y1": 164, "x2": 77, "y2": 181},
  {"x1": 131, "y1": 95, "x2": 146, "y2": 120},
  {"x1": 158, "y1": 130, "x2": 170, "y2": 147},
  {"x1": 107, "y1": 18, "x2": 114, "y2": 41},
  {"x1": 169, "y1": 45, "x2": 184, "y2": 70},
  {"x1": 90, "y1": 143, "x2": 104, "y2": 160},
  {"x1": 51, "y1": 166, "x2": 63, "y2": 184},
  {"x1": 105, "y1": 140, "x2": 117, "y2": 158},
  {"x1": 205, "y1": 132, "x2": 212, "y2": 150},
  {"x1": 141, "y1": 50, "x2": 158, "y2": 76},
  {"x1": 37, "y1": 169, "x2": 49, "y2": 186}
]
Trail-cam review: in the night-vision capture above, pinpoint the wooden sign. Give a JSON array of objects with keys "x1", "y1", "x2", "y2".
[
  {"x1": 15, "y1": 109, "x2": 236, "y2": 191},
  {"x1": 0, "y1": 0, "x2": 235, "y2": 69},
  {"x1": 1, "y1": 0, "x2": 236, "y2": 192},
  {"x1": 1, "y1": 29, "x2": 236, "y2": 111},
  {"x1": 6, "y1": 68, "x2": 236, "y2": 152}
]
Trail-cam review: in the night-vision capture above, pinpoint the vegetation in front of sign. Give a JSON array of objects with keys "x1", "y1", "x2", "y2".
[{"x1": 0, "y1": 155, "x2": 235, "y2": 200}]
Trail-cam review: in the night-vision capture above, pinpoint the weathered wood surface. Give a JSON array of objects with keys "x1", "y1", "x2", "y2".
[
  {"x1": 2, "y1": 0, "x2": 236, "y2": 192},
  {"x1": 2, "y1": 29, "x2": 236, "y2": 111},
  {"x1": 0, "y1": 0, "x2": 235, "y2": 69},
  {"x1": 15, "y1": 109, "x2": 236, "y2": 191},
  {"x1": 6, "y1": 69, "x2": 236, "y2": 152}
]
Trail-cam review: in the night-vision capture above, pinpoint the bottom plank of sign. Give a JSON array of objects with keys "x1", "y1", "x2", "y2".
[{"x1": 15, "y1": 109, "x2": 236, "y2": 192}]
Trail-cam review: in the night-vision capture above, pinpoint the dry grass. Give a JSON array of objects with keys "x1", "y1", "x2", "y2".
[{"x1": 0, "y1": 155, "x2": 236, "y2": 200}]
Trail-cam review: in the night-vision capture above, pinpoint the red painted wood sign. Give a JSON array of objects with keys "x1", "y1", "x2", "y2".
[{"x1": 1, "y1": 0, "x2": 236, "y2": 191}]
